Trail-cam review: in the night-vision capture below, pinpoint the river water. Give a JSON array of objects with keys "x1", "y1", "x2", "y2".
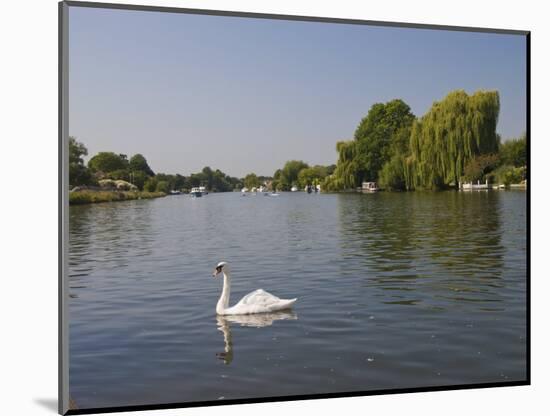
[{"x1": 68, "y1": 191, "x2": 527, "y2": 409}]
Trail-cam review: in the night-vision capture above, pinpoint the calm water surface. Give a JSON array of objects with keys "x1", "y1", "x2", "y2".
[{"x1": 69, "y1": 191, "x2": 527, "y2": 409}]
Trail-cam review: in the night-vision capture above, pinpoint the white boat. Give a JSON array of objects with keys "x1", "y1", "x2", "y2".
[
  {"x1": 199, "y1": 186, "x2": 208, "y2": 195},
  {"x1": 190, "y1": 187, "x2": 202, "y2": 197},
  {"x1": 459, "y1": 180, "x2": 490, "y2": 191},
  {"x1": 291, "y1": 185, "x2": 298, "y2": 192},
  {"x1": 241, "y1": 187, "x2": 249, "y2": 193},
  {"x1": 362, "y1": 182, "x2": 380, "y2": 193}
]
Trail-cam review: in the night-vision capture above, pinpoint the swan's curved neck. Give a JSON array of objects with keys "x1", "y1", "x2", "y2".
[{"x1": 216, "y1": 270, "x2": 231, "y2": 314}]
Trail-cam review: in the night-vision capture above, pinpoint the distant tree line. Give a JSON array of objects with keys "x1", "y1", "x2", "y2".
[
  {"x1": 68, "y1": 139, "x2": 245, "y2": 192},
  {"x1": 242, "y1": 173, "x2": 273, "y2": 190},
  {"x1": 270, "y1": 161, "x2": 336, "y2": 191},
  {"x1": 323, "y1": 90, "x2": 527, "y2": 191},
  {"x1": 70, "y1": 89, "x2": 527, "y2": 194}
]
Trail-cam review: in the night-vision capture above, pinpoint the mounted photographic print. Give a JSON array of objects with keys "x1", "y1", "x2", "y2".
[{"x1": 59, "y1": 1, "x2": 530, "y2": 414}]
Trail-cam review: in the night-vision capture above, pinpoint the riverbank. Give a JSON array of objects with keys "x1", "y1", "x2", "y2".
[{"x1": 69, "y1": 190, "x2": 166, "y2": 205}]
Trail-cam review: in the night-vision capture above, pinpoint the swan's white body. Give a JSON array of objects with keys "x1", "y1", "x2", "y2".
[{"x1": 214, "y1": 262, "x2": 297, "y2": 315}]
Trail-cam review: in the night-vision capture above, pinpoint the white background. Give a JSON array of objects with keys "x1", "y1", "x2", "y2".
[{"x1": 1, "y1": 0, "x2": 547, "y2": 415}]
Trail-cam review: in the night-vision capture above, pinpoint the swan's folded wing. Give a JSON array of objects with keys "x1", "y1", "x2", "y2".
[{"x1": 236, "y1": 289, "x2": 281, "y2": 307}]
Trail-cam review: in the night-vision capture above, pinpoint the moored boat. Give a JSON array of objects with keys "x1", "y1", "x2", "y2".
[
  {"x1": 190, "y1": 187, "x2": 202, "y2": 197},
  {"x1": 362, "y1": 182, "x2": 380, "y2": 193}
]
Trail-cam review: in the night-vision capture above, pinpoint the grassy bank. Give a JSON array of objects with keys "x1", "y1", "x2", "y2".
[{"x1": 69, "y1": 190, "x2": 166, "y2": 205}]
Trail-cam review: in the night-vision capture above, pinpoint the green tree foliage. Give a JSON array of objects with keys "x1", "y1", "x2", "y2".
[
  {"x1": 324, "y1": 140, "x2": 359, "y2": 191},
  {"x1": 155, "y1": 180, "x2": 169, "y2": 193},
  {"x1": 69, "y1": 136, "x2": 87, "y2": 169},
  {"x1": 78, "y1": 144, "x2": 243, "y2": 193},
  {"x1": 326, "y1": 100, "x2": 415, "y2": 190},
  {"x1": 493, "y1": 165, "x2": 525, "y2": 185},
  {"x1": 244, "y1": 173, "x2": 260, "y2": 189},
  {"x1": 499, "y1": 134, "x2": 526, "y2": 167},
  {"x1": 143, "y1": 177, "x2": 158, "y2": 192},
  {"x1": 271, "y1": 169, "x2": 283, "y2": 191},
  {"x1": 379, "y1": 154, "x2": 408, "y2": 191},
  {"x1": 88, "y1": 152, "x2": 129, "y2": 175},
  {"x1": 202, "y1": 166, "x2": 214, "y2": 189},
  {"x1": 69, "y1": 136, "x2": 93, "y2": 186},
  {"x1": 278, "y1": 160, "x2": 309, "y2": 190},
  {"x1": 129, "y1": 154, "x2": 155, "y2": 176},
  {"x1": 208, "y1": 168, "x2": 240, "y2": 192},
  {"x1": 131, "y1": 171, "x2": 148, "y2": 191},
  {"x1": 297, "y1": 165, "x2": 329, "y2": 188},
  {"x1": 155, "y1": 174, "x2": 174, "y2": 189},
  {"x1": 270, "y1": 161, "x2": 335, "y2": 191},
  {"x1": 168, "y1": 167, "x2": 241, "y2": 192},
  {"x1": 409, "y1": 90, "x2": 500, "y2": 189},
  {"x1": 188, "y1": 173, "x2": 202, "y2": 188},
  {"x1": 152, "y1": 173, "x2": 183, "y2": 191},
  {"x1": 354, "y1": 99, "x2": 416, "y2": 182},
  {"x1": 219, "y1": 170, "x2": 244, "y2": 192},
  {"x1": 172, "y1": 174, "x2": 187, "y2": 191}
]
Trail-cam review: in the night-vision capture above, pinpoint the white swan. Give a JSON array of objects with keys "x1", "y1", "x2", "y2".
[{"x1": 212, "y1": 262, "x2": 297, "y2": 315}]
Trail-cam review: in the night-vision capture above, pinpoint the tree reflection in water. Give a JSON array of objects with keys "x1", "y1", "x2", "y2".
[{"x1": 337, "y1": 191, "x2": 506, "y2": 310}]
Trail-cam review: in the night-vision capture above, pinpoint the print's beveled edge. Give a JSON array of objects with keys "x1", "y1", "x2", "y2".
[
  {"x1": 64, "y1": 380, "x2": 530, "y2": 415},
  {"x1": 61, "y1": 0, "x2": 530, "y2": 36},
  {"x1": 58, "y1": 1, "x2": 531, "y2": 415},
  {"x1": 525, "y1": 31, "x2": 531, "y2": 387},
  {"x1": 59, "y1": 1, "x2": 70, "y2": 415}
]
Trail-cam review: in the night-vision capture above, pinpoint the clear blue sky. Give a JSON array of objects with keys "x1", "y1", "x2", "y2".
[{"x1": 69, "y1": 6, "x2": 526, "y2": 178}]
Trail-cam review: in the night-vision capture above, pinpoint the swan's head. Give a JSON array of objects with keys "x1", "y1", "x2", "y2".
[{"x1": 213, "y1": 261, "x2": 228, "y2": 277}]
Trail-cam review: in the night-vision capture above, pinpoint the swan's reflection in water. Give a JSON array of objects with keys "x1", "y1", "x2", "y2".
[{"x1": 216, "y1": 311, "x2": 298, "y2": 365}]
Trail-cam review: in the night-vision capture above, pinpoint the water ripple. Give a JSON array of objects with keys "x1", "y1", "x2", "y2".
[{"x1": 69, "y1": 191, "x2": 527, "y2": 409}]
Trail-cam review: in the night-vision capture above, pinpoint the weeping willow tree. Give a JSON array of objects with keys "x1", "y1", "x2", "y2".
[
  {"x1": 409, "y1": 90, "x2": 500, "y2": 189},
  {"x1": 323, "y1": 140, "x2": 360, "y2": 190}
]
